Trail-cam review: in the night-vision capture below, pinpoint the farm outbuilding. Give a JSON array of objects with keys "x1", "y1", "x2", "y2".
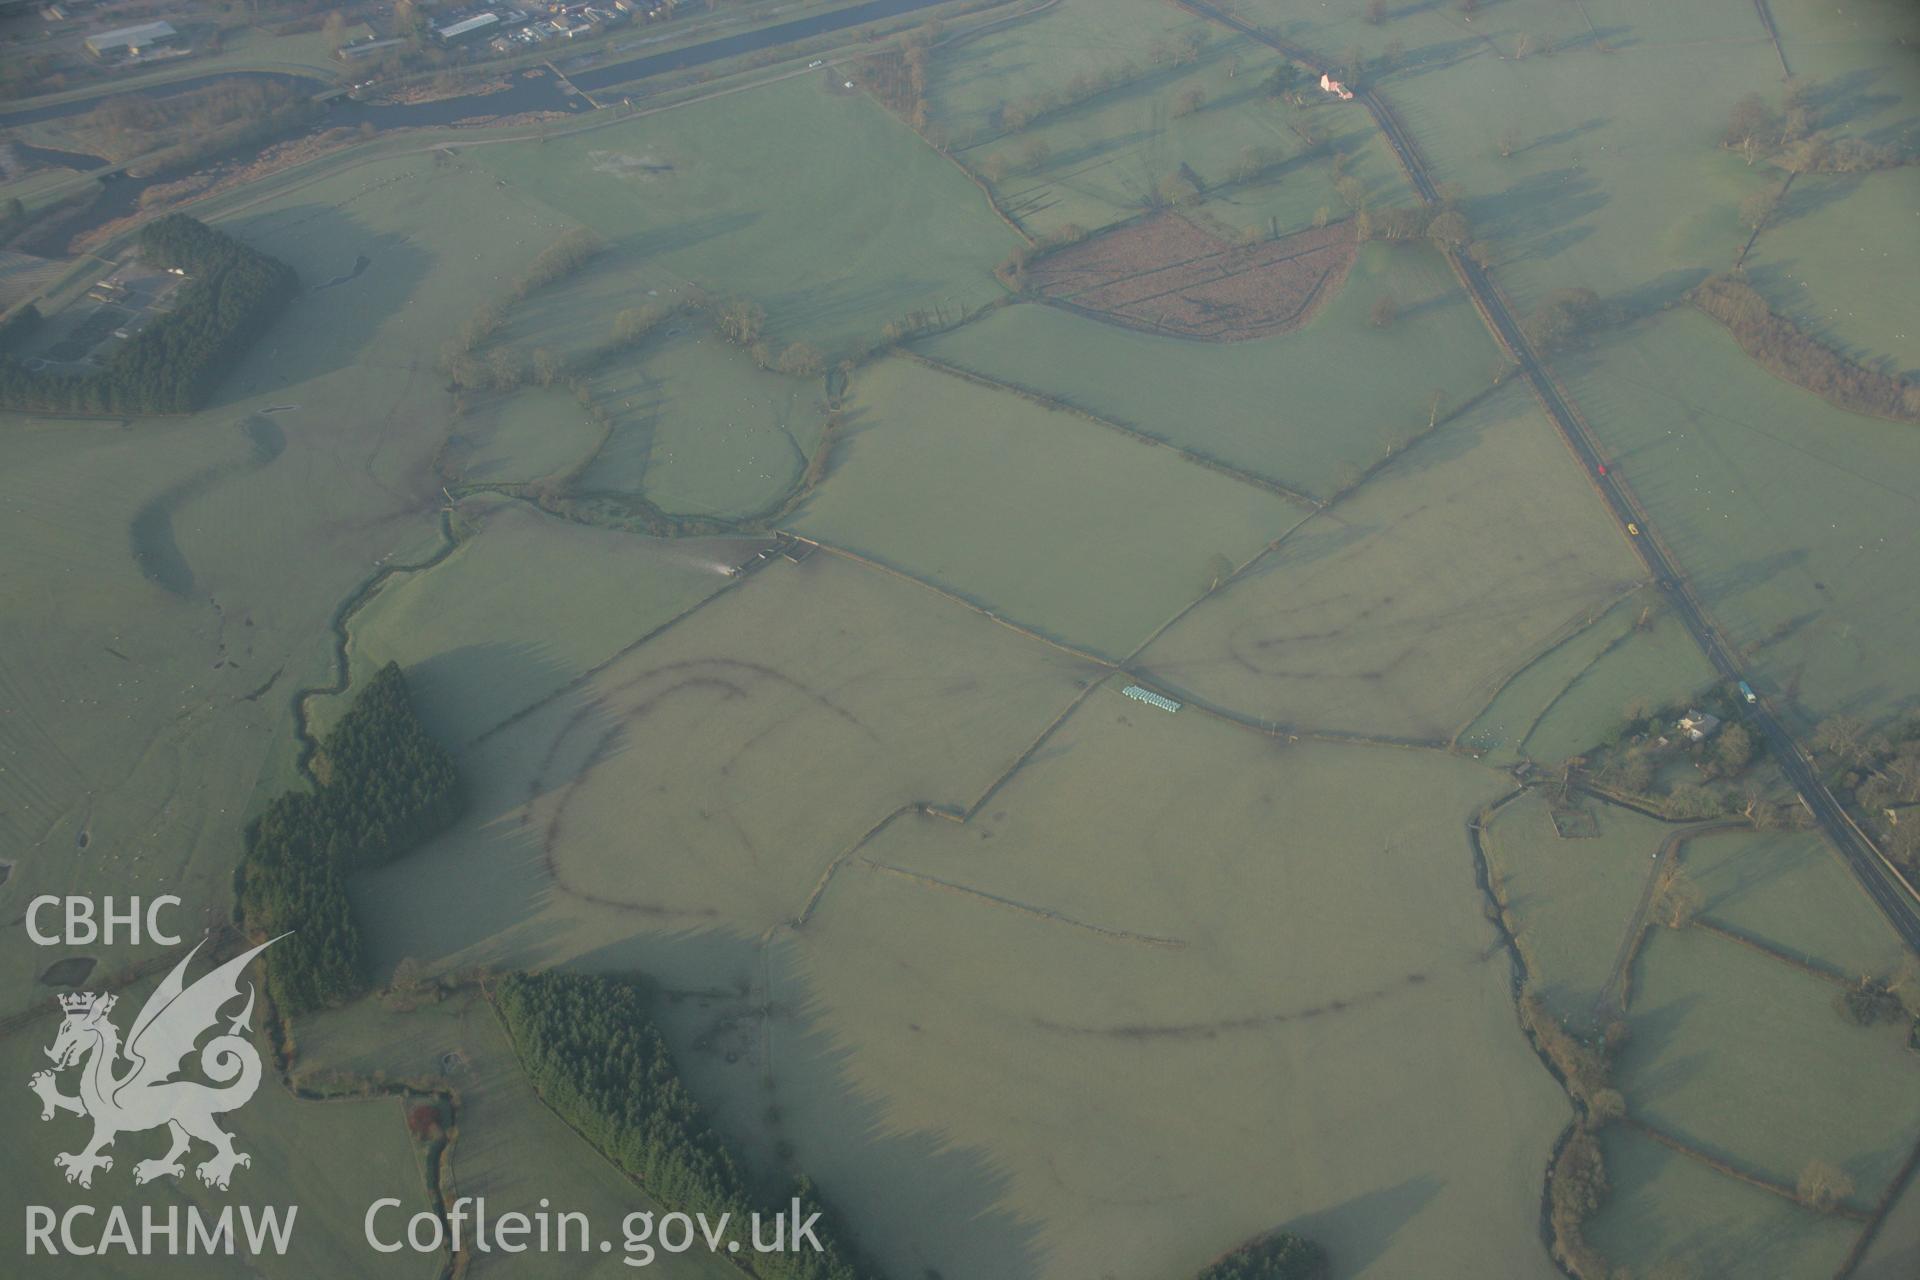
[
  {"x1": 1122, "y1": 685, "x2": 1181, "y2": 714},
  {"x1": 434, "y1": 12, "x2": 501, "y2": 43},
  {"x1": 1676, "y1": 711, "x2": 1721, "y2": 742},
  {"x1": 83, "y1": 20, "x2": 179, "y2": 62}
]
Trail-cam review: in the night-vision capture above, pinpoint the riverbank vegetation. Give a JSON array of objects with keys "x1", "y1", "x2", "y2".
[
  {"x1": 79, "y1": 78, "x2": 321, "y2": 179},
  {"x1": 1548, "y1": 1128, "x2": 1611, "y2": 1278}
]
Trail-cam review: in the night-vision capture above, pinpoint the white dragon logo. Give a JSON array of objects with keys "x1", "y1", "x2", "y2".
[{"x1": 29, "y1": 935, "x2": 280, "y2": 1191}]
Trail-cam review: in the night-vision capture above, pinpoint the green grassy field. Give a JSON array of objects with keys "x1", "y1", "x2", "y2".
[
  {"x1": 1856, "y1": 1168, "x2": 1920, "y2": 1280},
  {"x1": 1227, "y1": 0, "x2": 1596, "y2": 61},
  {"x1": 1480, "y1": 791, "x2": 1676, "y2": 1026},
  {"x1": 1515, "y1": 602, "x2": 1719, "y2": 764},
  {"x1": 0, "y1": 987, "x2": 429, "y2": 1278},
  {"x1": 574, "y1": 329, "x2": 831, "y2": 518},
  {"x1": 917, "y1": 239, "x2": 1499, "y2": 499},
  {"x1": 927, "y1": 0, "x2": 1403, "y2": 241},
  {"x1": 348, "y1": 550, "x2": 1102, "y2": 990},
  {"x1": 304, "y1": 496, "x2": 749, "y2": 748},
  {"x1": 1587, "y1": 1123, "x2": 1858, "y2": 1280},
  {"x1": 447, "y1": 389, "x2": 608, "y2": 488},
  {"x1": 926, "y1": 0, "x2": 1225, "y2": 147},
  {"x1": 789, "y1": 355, "x2": 1311, "y2": 658},
  {"x1": 1315, "y1": 0, "x2": 1776, "y2": 312},
  {"x1": 1618, "y1": 925, "x2": 1920, "y2": 1198},
  {"x1": 1459, "y1": 588, "x2": 1661, "y2": 761},
  {"x1": 471, "y1": 75, "x2": 1020, "y2": 358},
  {"x1": 1560, "y1": 308, "x2": 1920, "y2": 731},
  {"x1": 295, "y1": 990, "x2": 741, "y2": 1279},
  {"x1": 1220, "y1": 0, "x2": 1837, "y2": 380},
  {"x1": 1769, "y1": 0, "x2": 1920, "y2": 142},
  {"x1": 1138, "y1": 383, "x2": 1642, "y2": 740},
  {"x1": 757, "y1": 708, "x2": 1564, "y2": 1280},
  {"x1": 1457, "y1": 586, "x2": 1718, "y2": 764},
  {"x1": 1, "y1": 2, "x2": 1913, "y2": 1274},
  {"x1": 0, "y1": 150, "x2": 572, "y2": 1005},
  {"x1": 1681, "y1": 828, "x2": 1913, "y2": 980},
  {"x1": 0, "y1": 416, "x2": 297, "y2": 993},
  {"x1": 1744, "y1": 167, "x2": 1920, "y2": 377}
]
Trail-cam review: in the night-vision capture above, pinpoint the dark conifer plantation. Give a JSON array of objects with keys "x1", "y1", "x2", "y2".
[
  {"x1": 242, "y1": 663, "x2": 462, "y2": 1013},
  {"x1": 496, "y1": 970, "x2": 876, "y2": 1280},
  {"x1": 0, "y1": 215, "x2": 296, "y2": 415}
]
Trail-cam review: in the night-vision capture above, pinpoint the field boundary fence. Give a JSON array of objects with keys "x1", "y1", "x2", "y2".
[
  {"x1": 899, "y1": 349, "x2": 1322, "y2": 504},
  {"x1": 1689, "y1": 917, "x2": 1856, "y2": 988},
  {"x1": 1624, "y1": 1117, "x2": 1871, "y2": 1221},
  {"x1": 1835, "y1": 1132, "x2": 1920, "y2": 1278}
]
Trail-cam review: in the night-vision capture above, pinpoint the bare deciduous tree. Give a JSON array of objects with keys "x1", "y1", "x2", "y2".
[
  {"x1": 1652, "y1": 865, "x2": 1704, "y2": 928},
  {"x1": 716, "y1": 298, "x2": 766, "y2": 346}
]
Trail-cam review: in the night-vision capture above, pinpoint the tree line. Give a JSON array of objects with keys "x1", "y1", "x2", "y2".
[
  {"x1": 851, "y1": 23, "x2": 939, "y2": 131},
  {"x1": 1724, "y1": 84, "x2": 1916, "y2": 173},
  {"x1": 443, "y1": 227, "x2": 608, "y2": 362},
  {"x1": 0, "y1": 214, "x2": 297, "y2": 415},
  {"x1": 494, "y1": 970, "x2": 874, "y2": 1280},
  {"x1": 1517, "y1": 995, "x2": 1630, "y2": 1277},
  {"x1": 241, "y1": 662, "x2": 463, "y2": 1014},
  {"x1": 1811, "y1": 713, "x2": 1920, "y2": 871},
  {"x1": 2, "y1": 181, "x2": 107, "y2": 259},
  {"x1": 1692, "y1": 274, "x2": 1919, "y2": 423}
]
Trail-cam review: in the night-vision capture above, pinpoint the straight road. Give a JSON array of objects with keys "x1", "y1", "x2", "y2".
[{"x1": 1173, "y1": 0, "x2": 1920, "y2": 953}]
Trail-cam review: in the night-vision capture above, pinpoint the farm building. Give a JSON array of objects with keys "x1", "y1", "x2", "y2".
[
  {"x1": 339, "y1": 35, "x2": 407, "y2": 62},
  {"x1": 434, "y1": 12, "x2": 501, "y2": 43},
  {"x1": 83, "y1": 20, "x2": 180, "y2": 62},
  {"x1": 1122, "y1": 685, "x2": 1181, "y2": 714},
  {"x1": 1676, "y1": 710, "x2": 1721, "y2": 742}
]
